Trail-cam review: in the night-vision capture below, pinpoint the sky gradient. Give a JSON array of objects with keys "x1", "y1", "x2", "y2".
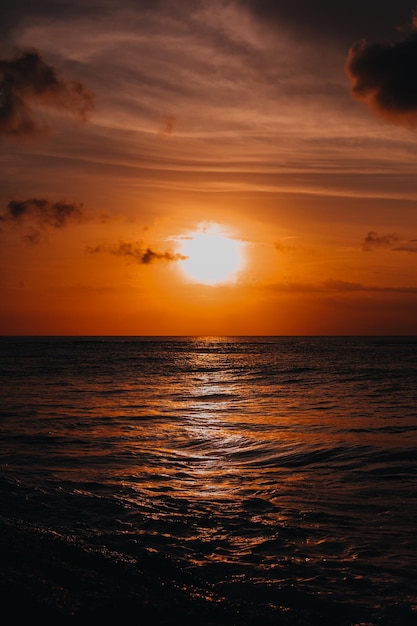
[{"x1": 1, "y1": 0, "x2": 417, "y2": 335}]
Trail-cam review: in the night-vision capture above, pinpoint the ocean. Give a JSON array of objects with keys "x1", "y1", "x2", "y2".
[{"x1": 0, "y1": 336, "x2": 416, "y2": 625}]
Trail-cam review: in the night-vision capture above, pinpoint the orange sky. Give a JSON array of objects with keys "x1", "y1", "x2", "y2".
[{"x1": 1, "y1": 0, "x2": 417, "y2": 335}]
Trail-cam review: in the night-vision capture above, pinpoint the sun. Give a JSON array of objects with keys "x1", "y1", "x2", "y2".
[{"x1": 177, "y1": 224, "x2": 245, "y2": 286}]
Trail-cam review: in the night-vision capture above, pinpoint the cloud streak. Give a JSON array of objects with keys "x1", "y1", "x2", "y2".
[
  {"x1": 393, "y1": 244, "x2": 417, "y2": 253},
  {"x1": 267, "y1": 279, "x2": 417, "y2": 294},
  {"x1": 86, "y1": 241, "x2": 187, "y2": 265},
  {"x1": 0, "y1": 49, "x2": 95, "y2": 138},
  {"x1": 346, "y1": 15, "x2": 417, "y2": 126}
]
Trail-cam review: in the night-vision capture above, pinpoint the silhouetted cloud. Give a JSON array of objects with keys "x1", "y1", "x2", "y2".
[
  {"x1": 346, "y1": 16, "x2": 417, "y2": 126},
  {"x1": 1, "y1": 198, "x2": 86, "y2": 227},
  {"x1": 0, "y1": 49, "x2": 95, "y2": 138},
  {"x1": 362, "y1": 231, "x2": 399, "y2": 250},
  {"x1": 86, "y1": 241, "x2": 187, "y2": 264},
  {"x1": 0, "y1": 198, "x2": 87, "y2": 243}
]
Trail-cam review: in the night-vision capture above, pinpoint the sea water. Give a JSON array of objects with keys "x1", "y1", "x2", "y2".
[{"x1": 0, "y1": 336, "x2": 416, "y2": 624}]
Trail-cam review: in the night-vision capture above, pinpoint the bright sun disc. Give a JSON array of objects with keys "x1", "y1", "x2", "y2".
[{"x1": 178, "y1": 225, "x2": 244, "y2": 286}]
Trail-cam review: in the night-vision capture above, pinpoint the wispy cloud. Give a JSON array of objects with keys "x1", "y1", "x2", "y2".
[
  {"x1": 267, "y1": 279, "x2": 417, "y2": 294},
  {"x1": 86, "y1": 241, "x2": 187, "y2": 264},
  {"x1": 362, "y1": 231, "x2": 399, "y2": 251},
  {"x1": 393, "y1": 244, "x2": 417, "y2": 253},
  {"x1": 0, "y1": 49, "x2": 95, "y2": 139},
  {"x1": 274, "y1": 239, "x2": 299, "y2": 253},
  {"x1": 361, "y1": 231, "x2": 417, "y2": 253}
]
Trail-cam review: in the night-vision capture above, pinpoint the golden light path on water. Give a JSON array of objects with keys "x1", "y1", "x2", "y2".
[{"x1": 1, "y1": 336, "x2": 416, "y2": 623}]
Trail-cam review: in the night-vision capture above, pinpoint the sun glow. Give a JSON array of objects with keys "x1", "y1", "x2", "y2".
[{"x1": 178, "y1": 224, "x2": 245, "y2": 286}]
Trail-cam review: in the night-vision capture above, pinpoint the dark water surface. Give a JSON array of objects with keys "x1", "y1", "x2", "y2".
[{"x1": 1, "y1": 336, "x2": 416, "y2": 624}]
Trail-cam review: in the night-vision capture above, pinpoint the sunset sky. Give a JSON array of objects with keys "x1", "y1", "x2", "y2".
[{"x1": 1, "y1": 0, "x2": 417, "y2": 335}]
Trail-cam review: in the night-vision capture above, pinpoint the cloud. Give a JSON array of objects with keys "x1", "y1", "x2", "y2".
[
  {"x1": 266, "y1": 279, "x2": 417, "y2": 294},
  {"x1": 362, "y1": 231, "x2": 417, "y2": 253},
  {"x1": 264, "y1": 280, "x2": 363, "y2": 293},
  {"x1": 362, "y1": 231, "x2": 399, "y2": 250},
  {"x1": 393, "y1": 245, "x2": 417, "y2": 253},
  {"x1": 1, "y1": 198, "x2": 86, "y2": 227},
  {"x1": 346, "y1": 18, "x2": 417, "y2": 126},
  {"x1": 274, "y1": 239, "x2": 298, "y2": 253},
  {"x1": 86, "y1": 241, "x2": 187, "y2": 264},
  {"x1": 0, "y1": 198, "x2": 88, "y2": 242},
  {"x1": 0, "y1": 49, "x2": 95, "y2": 139}
]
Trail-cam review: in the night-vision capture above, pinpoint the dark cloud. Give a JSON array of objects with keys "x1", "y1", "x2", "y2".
[
  {"x1": 362, "y1": 231, "x2": 399, "y2": 250},
  {"x1": 86, "y1": 241, "x2": 187, "y2": 264},
  {"x1": 362, "y1": 232, "x2": 417, "y2": 253},
  {"x1": 346, "y1": 13, "x2": 417, "y2": 126},
  {"x1": 0, "y1": 49, "x2": 95, "y2": 139},
  {"x1": 0, "y1": 198, "x2": 87, "y2": 243},
  {"x1": 1, "y1": 198, "x2": 86, "y2": 227}
]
